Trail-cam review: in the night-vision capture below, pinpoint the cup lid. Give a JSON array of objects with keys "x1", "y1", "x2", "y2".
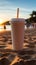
[{"x1": 11, "y1": 18, "x2": 25, "y2": 22}]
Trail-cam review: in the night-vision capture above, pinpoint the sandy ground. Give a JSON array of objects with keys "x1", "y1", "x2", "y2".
[{"x1": 0, "y1": 28, "x2": 36, "y2": 65}]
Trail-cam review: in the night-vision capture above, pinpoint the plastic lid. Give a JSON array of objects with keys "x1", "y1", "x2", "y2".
[{"x1": 11, "y1": 18, "x2": 25, "y2": 22}]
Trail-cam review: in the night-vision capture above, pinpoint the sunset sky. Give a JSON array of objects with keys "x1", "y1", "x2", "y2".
[{"x1": 0, "y1": 0, "x2": 36, "y2": 21}]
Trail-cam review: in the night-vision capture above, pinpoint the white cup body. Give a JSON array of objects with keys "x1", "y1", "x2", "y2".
[{"x1": 11, "y1": 18, "x2": 25, "y2": 51}]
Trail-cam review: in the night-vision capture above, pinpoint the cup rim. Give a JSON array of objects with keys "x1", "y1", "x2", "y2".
[{"x1": 10, "y1": 18, "x2": 25, "y2": 22}]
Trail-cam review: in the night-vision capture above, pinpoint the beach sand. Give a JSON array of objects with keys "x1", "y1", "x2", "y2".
[{"x1": 0, "y1": 28, "x2": 36, "y2": 65}]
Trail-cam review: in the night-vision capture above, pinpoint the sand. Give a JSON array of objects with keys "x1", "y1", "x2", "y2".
[{"x1": 0, "y1": 28, "x2": 36, "y2": 65}]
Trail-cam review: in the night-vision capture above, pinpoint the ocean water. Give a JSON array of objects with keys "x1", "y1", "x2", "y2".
[
  {"x1": 6, "y1": 25, "x2": 11, "y2": 30},
  {"x1": 0, "y1": 25, "x2": 33, "y2": 31},
  {"x1": 0, "y1": 25, "x2": 11, "y2": 31}
]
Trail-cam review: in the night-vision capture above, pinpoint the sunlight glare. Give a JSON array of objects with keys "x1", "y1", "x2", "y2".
[{"x1": 0, "y1": 18, "x2": 4, "y2": 25}]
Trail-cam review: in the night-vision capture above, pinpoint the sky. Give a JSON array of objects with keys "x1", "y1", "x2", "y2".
[{"x1": 0, "y1": 0, "x2": 36, "y2": 21}]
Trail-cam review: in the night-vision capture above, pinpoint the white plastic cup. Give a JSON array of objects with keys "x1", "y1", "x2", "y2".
[{"x1": 11, "y1": 18, "x2": 25, "y2": 51}]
